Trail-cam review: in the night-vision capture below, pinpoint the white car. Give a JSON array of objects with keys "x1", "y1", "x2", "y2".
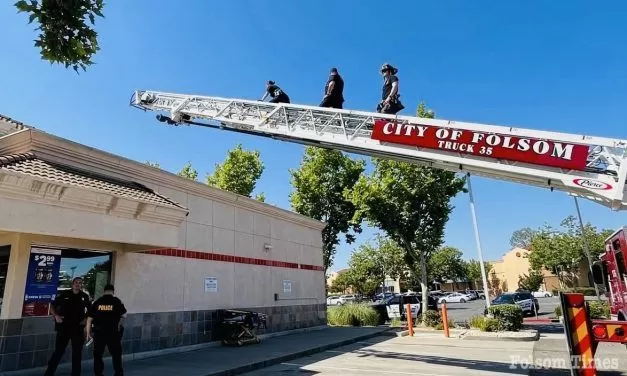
[
  {"x1": 532, "y1": 290, "x2": 553, "y2": 298},
  {"x1": 438, "y1": 292, "x2": 471, "y2": 303},
  {"x1": 327, "y1": 296, "x2": 341, "y2": 305},
  {"x1": 384, "y1": 295, "x2": 422, "y2": 319}
]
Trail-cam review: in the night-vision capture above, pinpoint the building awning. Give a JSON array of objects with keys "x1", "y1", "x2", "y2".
[{"x1": 0, "y1": 152, "x2": 188, "y2": 247}]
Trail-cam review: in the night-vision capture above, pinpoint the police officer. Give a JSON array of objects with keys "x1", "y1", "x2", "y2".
[
  {"x1": 44, "y1": 277, "x2": 91, "y2": 376},
  {"x1": 86, "y1": 284, "x2": 127, "y2": 376}
]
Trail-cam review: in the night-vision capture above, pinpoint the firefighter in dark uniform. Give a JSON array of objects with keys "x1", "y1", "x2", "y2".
[
  {"x1": 86, "y1": 284, "x2": 127, "y2": 376},
  {"x1": 319, "y1": 67, "x2": 345, "y2": 109},
  {"x1": 377, "y1": 63, "x2": 405, "y2": 115},
  {"x1": 44, "y1": 277, "x2": 91, "y2": 376},
  {"x1": 260, "y1": 80, "x2": 290, "y2": 103}
]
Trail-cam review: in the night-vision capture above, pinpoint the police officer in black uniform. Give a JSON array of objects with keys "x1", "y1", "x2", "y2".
[
  {"x1": 320, "y1": 67, "x2": 345, "y2": 109},
  {"x1": 86, "y1": 284, "x2": 127, "y2": 376},
  {"x1": 260, "y1": 80, "x2": 290, "y2": 103},
  {"x1": 44, "y1": 277, "x2": 91, "y2": 376},
  {"x1": 377, "y1": 63, "x2": 405, "y2": 115}
]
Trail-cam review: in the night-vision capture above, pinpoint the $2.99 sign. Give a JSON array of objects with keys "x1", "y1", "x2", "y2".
[
  {"x1": 22, "y1": 249, "x2": 62, "y2": 316},
  {"x1": 370, "y1": 120, "x2": 590, "y2": 171}
]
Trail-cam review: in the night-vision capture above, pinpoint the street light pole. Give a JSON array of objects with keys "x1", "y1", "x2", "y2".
[{"x1": 466, "y1": 173, "x2": 491, "y2": 310}]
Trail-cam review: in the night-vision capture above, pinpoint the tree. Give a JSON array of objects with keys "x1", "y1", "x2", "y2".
[
  {"x1": 254, "y1": 192, "x2": 266, "y2": 203},
  {"x1": 464, "y1": 259, "x2": 492, "y2": 290},
  {"x1": 178, "y1": 161, "x2": 198, "y2": 181},
  {"x1": 289, "y1": 146, "x2": 365, "y2": 272},
  {"x1": 351, "y1": 102, "x2": 466, "y2": 320},
  {"x1": 207, "y1": 144, "x2": 265, "y2": 197},
  {"x1": 145, "y1": 161, "x2": 160, "y2": 168},
  {"x1": 528, "y1": 216, "x2": 613, "y2": 288},
  {"x1": 518, "y1": 269, "x2": 544, "y2": 292},
  {"x1": 329, "y1": 271, "x2": 351, "y2": 294},
  {"x1": 428, "y1": 246, "x2": 467, "y2": 285},
  {"x1": 82, "y1": 259, "x2": 111, "y2": 298},
  {"x1": 344, "y1": 235, "x2": 407, "y2": 295},
  {"x1": 510, "y1": 227, "x2": 537, "y2": 250},
  {"x1": 15, "y1": 0, "x2": 105, "y2": 72}
]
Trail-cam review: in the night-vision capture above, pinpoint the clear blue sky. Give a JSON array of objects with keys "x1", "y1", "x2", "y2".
[{"x1": 1, "y1": 1, "x2": 626, "y2": 271}]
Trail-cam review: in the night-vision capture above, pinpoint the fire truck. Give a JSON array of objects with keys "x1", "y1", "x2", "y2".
[{"x1": 592, "y1": 228, "x2": 627, "y2": 321}]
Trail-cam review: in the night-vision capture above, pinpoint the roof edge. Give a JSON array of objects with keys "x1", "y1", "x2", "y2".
[{"x1": 0, "y1": 128, "x2": 325, "y2": 231}]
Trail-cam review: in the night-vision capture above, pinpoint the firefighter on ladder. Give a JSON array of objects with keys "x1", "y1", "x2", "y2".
[
  {"x1": 377, "y1": 63, "x2": 405, "y2": 115},
  {"x1": 260, "y1": 80, "x2": 290, "y2": 104}
]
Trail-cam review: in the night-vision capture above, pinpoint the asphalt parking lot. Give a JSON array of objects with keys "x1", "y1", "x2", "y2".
[{"x1": 443, "y1": 296, "x2": 560, "y2": 323}]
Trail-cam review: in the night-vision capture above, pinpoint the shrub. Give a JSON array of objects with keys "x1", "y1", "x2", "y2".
[
  {"x1": 422, "y1": 309, "x2": 442, "y2": 328},
  {"x1": 588, "y1": 301, "x2": 610, "y2": 319},
  {"x1": 327, "y1": 303, "x2": 380, "y2": 327},
  {"x1": 468, "y1": 315, "x2": 499, "y2": 332},
  {"x1": 487, "y1": 304, "x2": 523, "y2": 331},
  {"x1": 390, "y1": 318, "x2": 403, "y2": 327},
  {"x1": 554, "y1": 305, "x2": 562, "y2": 318}
]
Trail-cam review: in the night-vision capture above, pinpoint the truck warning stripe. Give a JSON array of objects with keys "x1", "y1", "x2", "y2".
[{"x1": 565, "y1": 295, "x2": 596, "y2": 375}]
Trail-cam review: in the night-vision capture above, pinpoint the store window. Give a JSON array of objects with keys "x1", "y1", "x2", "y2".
[
  {"x1": 0, "y1": 245, "x2": 10, "y2": 316},
  {"x1": 22, "y1": 245, "x2": 112, "y2": 317}
]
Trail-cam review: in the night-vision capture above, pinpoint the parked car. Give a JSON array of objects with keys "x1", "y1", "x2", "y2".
[
  {"x1": 532, "y1": 290, "x2": 553, "y2": 298},
  {"x1": 460, "y1": 290, "x2": 478, "y2": 300},
  {"x1": 488, "y1": 292, "x2": 539, "y2": 316},
  {"x1": 326, "y1": 296, "x2": 341, "y2": 305},
  {"x1": 470, "y1": 290, "x2": 486, "y2": 299},
  {"x1": 337, "y1": 294, "x2": 357, "y2": 305},
  {"x1": 438, "y1": 292, "x2": 471, "y2": 303}
]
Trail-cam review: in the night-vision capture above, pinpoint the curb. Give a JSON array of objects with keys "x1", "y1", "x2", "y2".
[
  {"x1": 395, "y1": 327, "x2": 540, "y2": 342},
  {"x1": 204, "y1": 328, "x2": 393, "y2": 376},
  {"x1": 462, "y1": 330, "x2": 540, "y2": 342}
]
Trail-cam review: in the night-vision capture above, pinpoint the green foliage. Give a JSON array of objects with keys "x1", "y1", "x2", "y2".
[
  {"x1": 145, "y1": 161, "x2": 161, "y2": 168},
  {"x1": 465, "y1": 259, "x2": 492, "y2": 289},
  {"x1": 526, "y1": 216, "x2": 613, "y2": 288},
  {"x1": 469, "y1": 315, "x2": 499, "y2": 332},
  {"x1": 289, "y1": 146, "x2": 365, "y2": 271},
  {"x1": 178, "y1": 161, "x2": 198, "y2": 181},
  {"x1": 351, "y1": 101, "x2": 466, "y2": 322},
  {"x1": 327, "y1": 303, "x2": 380, "y2": 327},
  {"x1": 421, "y1": 309, "x2": 442, "y2": 328},
  {"x1": 518, "y1": 269, "x2": 544, "y2": 292},
  {"x1": 554, "y1": 305, "x2": 562, "y2": 318},
  {"x1": 509, "y1": 227, "x2": 536, "y2": 250},
  {"x1": 329, "y1": 271, "x2": 351, "y2": 293},
  {"x1": 588, "y1": 300, "x2": 610, "y2": 319},
  {"x1": 390, "y1": 318, "x2": 403, "y2": 327},
  {"x1": 339, "y1": 235, "x2": 406, "y2": 295},
  {"x1": 429, "y1": 246, "x2": 467, "y2": 283},
  {"x1": 254, "y1": 192, "x2": 266, "y2": 203},
  {"x1": 15, "y1": 0, "x2": 104, "y2": 72},
  {"x1": 487, "y1": 304, "x2": 523, "y2": 331},
  {"x1": 207, "y1": 144, "x2": 265, "y2": 198}
]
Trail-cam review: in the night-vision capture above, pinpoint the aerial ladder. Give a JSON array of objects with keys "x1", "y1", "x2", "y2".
[
  {"x1": 131, "y1": 90, "x2": 627, "y2": 375},
  {"x1": 131, "y1": 90, "x2": 627, "y2": 211}
]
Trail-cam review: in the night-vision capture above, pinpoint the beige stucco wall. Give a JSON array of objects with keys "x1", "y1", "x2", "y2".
[{"x1": 113, "y1": 187, "x2": 325, "y2": 313}]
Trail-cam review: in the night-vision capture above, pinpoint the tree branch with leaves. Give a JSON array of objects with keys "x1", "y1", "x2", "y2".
[{"x1": 15, "y1": 0, "x2": 105, "y2": 72}]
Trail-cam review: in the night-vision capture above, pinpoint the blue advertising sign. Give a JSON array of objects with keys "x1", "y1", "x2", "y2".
[{"x1": 22, "y1": 248, "x2": 61, "y2": 316}]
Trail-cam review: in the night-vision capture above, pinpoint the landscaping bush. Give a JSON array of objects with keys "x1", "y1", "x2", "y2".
[
  {"x1": 554, "y1": 305, "x2": 562, "y2": 318},
  {"x1": 422, "y1": 309, "x2": 442, "y2": 328},
  {"x1": 327, "y1": 303, "x2": 380, "y2": 327},
  {"x1": 588, "y1": 300, "x2": 610, "y2": 319},
  {"x1": 468, "y1": 315, "x2": 499, "y2": 332},
  {"x1": 487, "y1": 304, "x2": 523, "y2": 331}
]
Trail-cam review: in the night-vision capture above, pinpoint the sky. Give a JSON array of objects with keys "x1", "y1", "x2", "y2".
[{"x1": 1, "y1": 1, "x2": 626, "y2": 272}]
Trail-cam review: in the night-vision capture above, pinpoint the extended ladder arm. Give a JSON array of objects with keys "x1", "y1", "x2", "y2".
[{"x1": 130, "y1": 90, "x2": 627, "y2": 211}]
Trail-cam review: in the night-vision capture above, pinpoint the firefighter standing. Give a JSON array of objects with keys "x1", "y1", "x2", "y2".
[
  {"x1": 377, "y1": 63, "x2": 405, "y2": 114},
  {"x1": 319, "y1": 67, "x2": 344, "y2": 109},
  {"x1": 86, "y1": 284, "x2": 127, "y2": 376},
  {"x1": 44, "y1": 277, "x2": 91, "y2": 376}
]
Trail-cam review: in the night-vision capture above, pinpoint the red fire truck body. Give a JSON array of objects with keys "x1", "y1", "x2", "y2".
[{"x1": 593, "y1": 227, "x2": 627, "y2": 321}]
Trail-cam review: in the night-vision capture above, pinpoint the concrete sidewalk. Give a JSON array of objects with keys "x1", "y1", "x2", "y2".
[{"x1": 5, "y1": 326, "x2": 391, "y2": 376}]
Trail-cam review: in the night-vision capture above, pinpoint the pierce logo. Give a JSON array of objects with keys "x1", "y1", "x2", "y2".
[{"x1": 573, "y1": 178, "x2": 612, "y2": 190}]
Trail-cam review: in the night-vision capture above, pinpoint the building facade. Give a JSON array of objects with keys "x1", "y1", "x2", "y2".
[
  {"x1": 488, "y1": 247, "x2": 592, "y2": 295},
  {"x1": 0, "y1": 116, "x2": 326, "y2": 372}
]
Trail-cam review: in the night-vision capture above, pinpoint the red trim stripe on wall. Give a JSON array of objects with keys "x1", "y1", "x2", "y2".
[{"x1": 142, "y1": 248, "x2": 324, "y2": 271}]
